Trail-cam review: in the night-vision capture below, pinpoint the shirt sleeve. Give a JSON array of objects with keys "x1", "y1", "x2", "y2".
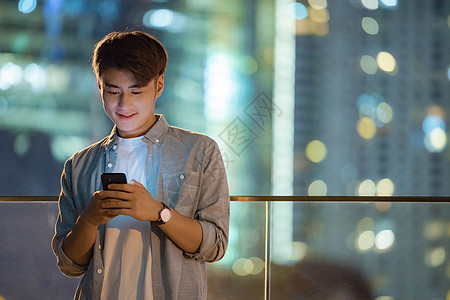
[
  {"x1": 186, "y1": 141, "x2": 230, "y2": 262},
  {"x1": 51, "y1": 158, "x2": 89, "y2": 277}
]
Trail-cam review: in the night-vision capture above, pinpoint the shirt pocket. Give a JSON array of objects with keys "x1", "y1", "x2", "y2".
[{"x1": 162, "y1": 171, "x2": 200, "y2": 216}]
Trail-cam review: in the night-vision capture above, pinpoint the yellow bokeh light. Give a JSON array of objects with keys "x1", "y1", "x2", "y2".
[
  {"x1": 425, "y1": 247, "x2": 446, "y2": 267},
  {"x1": 357, "y1": 230, "x2": 375, "y2": 251},
  {"x1": 291, "y1": 241, "x2": 308, "y2": 261},
  {"x1": 358, "y1": 179, "x2": 376, "y2": 196},
  {"x1": 232, "y1": 258, "x2": 254, "y2": 276},
  {"x1": 248, "y1": 257, "x2": 265, "y2": 275},
  {"x1": 377, "y1": 102, "x2": 393, "y2": 124},
  {"x1": 357, "y1": 117, "x2": 377, "y2": 139},
  {"x1": 377, "y1": 51, "x2": 397, "y2": 73},
  {"x1": 360, "y1": 55, "x2": 377, "y2": 75},
  {"x1": 429, "y1": 128, "x2": 447, "y2": 151},
  {"x1": 305, "y1": 140, "x2": 327, "y2": 163},
  {"x1": 308, "y1": 180, "x2": 327, "y2": 196},
  {"x1": 376, "y1": 178, "x2": 394, "y2": 196},
  {"x1": 308, "y1": 7, "x2": 330, "y2": 23},
  {"x1": 362, "y1": 17, "x2": 379, "y2": 35},
  {"x1": 308, "y1": 0, "x2": 327, "y2": 9},
  {"x1": 361, "y1": 0, "x2": 379, "y2": 10}
]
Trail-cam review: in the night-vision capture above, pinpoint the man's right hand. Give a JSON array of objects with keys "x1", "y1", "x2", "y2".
[{"x1": 80, "y1": 190, "x2": 118, "y2": 226}]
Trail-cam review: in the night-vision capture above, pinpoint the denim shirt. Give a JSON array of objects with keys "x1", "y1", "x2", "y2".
[{"x1": 52, "y1": 115, "x2": 230, "y2": 300}]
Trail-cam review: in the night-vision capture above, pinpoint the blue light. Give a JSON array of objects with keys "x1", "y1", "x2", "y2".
[
  {"x1": 380, "y1": 0, "x2": 398, "y2": 7},
  {"x1": 447, "y1": 65, "x2": 450, "y2": 81},
  {"x1": 422, "y1": 115, "x2": 445, "y2": 135},
  {"x1": 287, "y1": 3, "x2": 308, "y2": 20},
  {"x1": 18, "y1": 0, "x2": 37, "y2": 13}
]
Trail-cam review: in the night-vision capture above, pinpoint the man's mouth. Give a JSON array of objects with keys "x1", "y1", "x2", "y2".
[{"x1": 117, "y1": 112, "x2": 137, "y2": 120}]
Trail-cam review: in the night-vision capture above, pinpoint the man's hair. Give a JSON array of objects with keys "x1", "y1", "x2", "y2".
[{"x1": 92, "y1": 31, "x2": 167, "y2": 86}]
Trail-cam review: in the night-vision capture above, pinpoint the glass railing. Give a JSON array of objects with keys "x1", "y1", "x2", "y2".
[{"x1": 1, "y1": 196, "x2": 449, "y2": 300}]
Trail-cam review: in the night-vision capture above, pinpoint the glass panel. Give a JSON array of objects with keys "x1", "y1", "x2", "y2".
[
  {"x1": 0, "y1": 200, "x2": 266, "y2": 300},
  {"x1": 0, "y1": 202, "x2": 79, "y2": 299},
  {"x1": 270, "y1": 201, "x2": 450, "y2": 299},
  {"x1": 208, "y1": 201, "x2": 267, "y2": 299}
]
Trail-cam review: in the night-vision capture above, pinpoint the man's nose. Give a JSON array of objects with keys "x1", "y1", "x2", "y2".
[{"x1": 118, "y1": 92, "x2": 133, "y2": 107}]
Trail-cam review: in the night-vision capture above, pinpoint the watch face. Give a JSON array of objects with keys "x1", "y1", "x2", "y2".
[{"x1": 161, "y1": 208, "x2": 172, "y2": 222}]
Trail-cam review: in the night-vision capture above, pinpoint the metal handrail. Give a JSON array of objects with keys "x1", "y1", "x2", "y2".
[{"x1": 1, "y1": 195, "x2": 450, "y2": 202}]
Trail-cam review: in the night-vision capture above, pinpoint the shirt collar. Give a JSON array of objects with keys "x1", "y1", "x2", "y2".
[{"x1": 104, "y1": 114, "x2": 169, "y2": 151}]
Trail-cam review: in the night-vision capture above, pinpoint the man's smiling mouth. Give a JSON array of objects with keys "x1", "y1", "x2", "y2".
[{"x1": 117, "y1": 112, "x2": 137, "y2": 120}]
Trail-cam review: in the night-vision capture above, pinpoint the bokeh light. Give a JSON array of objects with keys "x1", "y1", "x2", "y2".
[
  {"x1": 377, "y1": 51, "x2": 397, "y2": 73},
  {"x1": 24, "y1": 63, "x2": 47, "y2": 93},
  {"x1": 305, "y1": 140, "x2": 327, "y2": 163},
  {"x1": 357, "y1": 230, "x2": 375, "y2": 251},
  {"x1": 358, "y1": 179, "x2": 376, "y2": 196},
  {"x1": 308, "y1": 7, "x2": 330, "y2": 23},
  {"x1": 375, "y1": 230, "x2": 395, "y2": 250},
  {"x1": 425, "y1": 247, "x2": 446, "y2": 267},
  {"x1": 422, "y1": 109, "x2": 447, "y2": 153},
  {"x1": 362, "y1": 17, "x2": 379, "y2": 35},
  {"x1": 290, "y1": 241, "x2": 309, "y2": 262},
  {"x1": 380, "y1": 0, "x2": 398, "y2": 7},
  {"x1": 376, "y1": 102, "x2": 393, "y2": 124},
  {"x1": 308, "y1": 0, "x2": 327, "y2": 9},
  {"x1": 144, "y1": 9, "x2": 174, "y2": 28},
  {"x1": 361, "y1": 0, "x2": 379, "y2": 10},
  {"x1": 18, "y1": 0, "x2": 37, "y2": 14},
  {"x1": 357, "y1": 117, "x2": 377, "y2": 139},
  {"x1": 360, "y1": 55, "x2": 377, "y2": 74},
  {"x1": 0, "y1": 62, "x2": 23, "y2": 90},
  {"x1": 376, "y1": 178, "x2": 395, "y2": 196},
  {"x1": 308, "y1": 180, "x2": 327, "y2": 196},
  {"x1": 287, "y1": 2, "x2": 308, "y2": 20}
]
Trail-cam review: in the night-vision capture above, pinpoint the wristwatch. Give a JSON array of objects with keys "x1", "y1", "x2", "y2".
[{"x1": 155, "y1": 202, "x2": 172, "y2": 225}]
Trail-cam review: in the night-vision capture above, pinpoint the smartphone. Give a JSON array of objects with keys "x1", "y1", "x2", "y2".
[{"x1": 101, "y1": 173, "x2": 127, "y2": 190}]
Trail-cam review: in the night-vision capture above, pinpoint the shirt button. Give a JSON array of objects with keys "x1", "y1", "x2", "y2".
[
  {"x1": 113, "y1": 145, "x2": 117, "y2": 150},
  {"x1": 107, "y1": 163, "x2": 113, "y2": 168},
  {"x1": 155, "y1": 139, "x2": 160, "y2": 143},
  {"x1": 179, "y1": 174, "x2": 185, "y2": 180},
  {"x1": 98, "y1": 245, "x2": 101, "y2": 250},
  {"x1": 97, "y1": 269, "x2": 102, "y2": 274}
]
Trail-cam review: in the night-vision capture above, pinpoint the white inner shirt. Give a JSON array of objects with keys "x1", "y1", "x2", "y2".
[{"x1": 100, "y1": 136, "x2": 153, "y2": 300}]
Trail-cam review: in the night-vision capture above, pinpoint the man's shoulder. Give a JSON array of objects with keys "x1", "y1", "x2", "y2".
[
  {"x1": 166, "y1": 125, "x2": 216, "y2": 147},
  {"x1": 67, "y1": 136, "x2": 109, "y2": 162}
]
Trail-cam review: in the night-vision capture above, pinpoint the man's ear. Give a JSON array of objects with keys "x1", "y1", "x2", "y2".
[
  {"x1": 97, "y1": 80, "x2": 102, "y2": 91},
  {"x1": 156, "y1": 74, "x2": 165, "y2": 95}
]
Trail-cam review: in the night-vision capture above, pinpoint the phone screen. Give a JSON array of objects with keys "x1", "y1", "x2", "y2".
[{"x1": 101, "y1": 173, "x2": 127, "y2": 190}]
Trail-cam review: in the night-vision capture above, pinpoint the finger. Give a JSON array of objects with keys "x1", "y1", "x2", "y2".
[
  {"x1": 102, "y1": 199, "x2": 130, "y2": 209},
  {"x1": 107, "y1": 183, "x2": 137, "y2": 192},
  {"x1": 102, "y1": 190, "x2": 134, "y2": 201}
]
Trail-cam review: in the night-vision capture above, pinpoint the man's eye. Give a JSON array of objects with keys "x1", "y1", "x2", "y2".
[
  {"x1": 131, "y1": 91, "x2": 142, "y2": 95},
  {"x1": 107, "y1": 90, "x2": 119, "y2": 95}
]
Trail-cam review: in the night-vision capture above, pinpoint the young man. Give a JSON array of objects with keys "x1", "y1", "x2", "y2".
[{"x1": 52, "y1": 31, "x2": 230, "y2": 300}]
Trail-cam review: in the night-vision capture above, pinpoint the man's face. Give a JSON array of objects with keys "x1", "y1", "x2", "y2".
[{"x1": 98, "y1": 68, "x2": 164, "y2": 138}]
